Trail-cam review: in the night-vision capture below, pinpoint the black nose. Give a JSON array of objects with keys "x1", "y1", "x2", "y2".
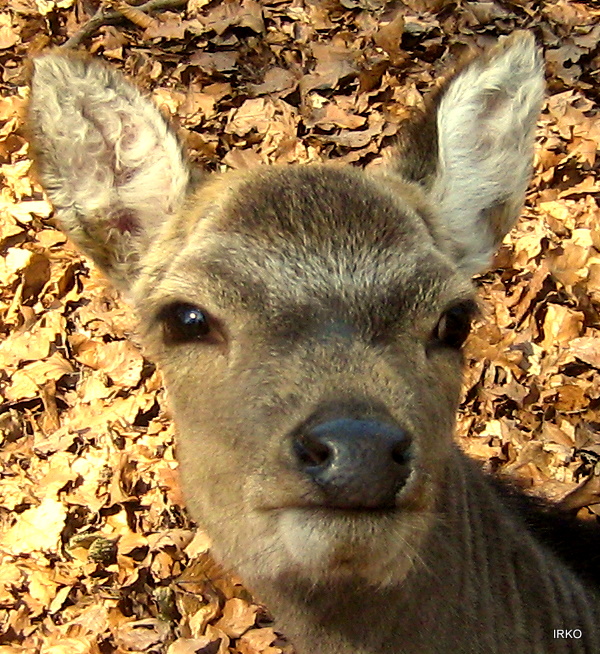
[{"x1": 293, "y1": 418, "x2": 412, "y2": 509}]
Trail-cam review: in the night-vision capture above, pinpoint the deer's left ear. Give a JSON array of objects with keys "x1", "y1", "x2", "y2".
[{"x1": 393, "y1": 32, "x2": 545, "y2": 276}]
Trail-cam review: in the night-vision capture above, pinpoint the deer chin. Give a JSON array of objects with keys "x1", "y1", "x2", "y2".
[
  {"x1": 231, "y1": 466, "x2": 439, "y2": 586},
  {"x1": 268, "y1": 506, "x2": 433, "y2": 587}
]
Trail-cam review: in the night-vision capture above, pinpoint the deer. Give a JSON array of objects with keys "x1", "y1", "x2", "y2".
[{"x1": 27, "y1": 32, "x2": 600, "y2": 653}]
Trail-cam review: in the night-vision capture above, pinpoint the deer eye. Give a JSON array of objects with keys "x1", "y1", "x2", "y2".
[
  {"x1": 430, "y1": 301, "x2": 476, "y2": 350},
  {"x1": 160, "y1": 303, "x2": 213, "y2": 344}
]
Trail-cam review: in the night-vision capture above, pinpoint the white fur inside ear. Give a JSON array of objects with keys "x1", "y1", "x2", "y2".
[
  {"x1": 30, "y1": 54, "x2": 189, "y2": 239},
  {"x1": 431, "y1": 33, "x2": 545, "y2": 275}
]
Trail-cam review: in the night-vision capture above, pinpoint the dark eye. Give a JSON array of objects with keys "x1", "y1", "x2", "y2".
[
  {"x1": 431, "y1": 301, "x2": 476, "y2": 350},
  {"x1": 160, "y1": 303, "x2": 213, "y2": 344}
]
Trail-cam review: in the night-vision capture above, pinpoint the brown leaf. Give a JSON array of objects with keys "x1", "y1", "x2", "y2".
[
  {"x1": 569, "y1": 337, "x2": 600, "y2": 368},
  {"x1": 559, "y1": 474, "x2": 600, "y2": 512},
  {"x1": 168, "y1": 638, "x2": 218, "y2": 654},
  {"x1": 0, "y1": 497, "x2": 67, "y2": 555},
  {"x1": 215, "y1": 598, "x2": 258, "y2": 638},
  {"x1": 237, "y1": 627, "x2": 280, "y2": 654},
  {"x1": 203, "y1": 0, "x2": 264, "y2": 35},
  {"x1": 301, "y1": 42, "x2": 358, "y2": 93},
  {"x1": 115, "y1": 618, "x2": 171, "y2": 650},
  {"x1": 541, "y1": 305, "x2": 584, "y2": 348},
  {"x1": 308, "y1": 102, "x2": 366, "y2": 130},
  {"x1": 373, "y1": 13, "x2": 405, "y2": 57},
  {"x1": 226, "y1": 98, "x2": 275, "y2": 136},
  {"x1": 72, "y1": 338, "x2": 144, "y2": 388},
  {"x1": 223, "y1": 147, "x2": 263, "y2": 170},
  {"x1": 0, "y1": 14, "x2": 19, "y2": 50},
  {"x1": 5, "y1": 352, "x2": 73, "y2": 401},
  {"x1": 250, "y1": 68, "x2": 297, "y2": 97},
  {"x1": 190, "y1": 51, "x2": 238, "y2": 74}
]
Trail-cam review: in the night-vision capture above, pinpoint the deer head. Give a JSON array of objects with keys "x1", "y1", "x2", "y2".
[{"x1": 28, "y1": 33, "x2": 544, "y2": 593}]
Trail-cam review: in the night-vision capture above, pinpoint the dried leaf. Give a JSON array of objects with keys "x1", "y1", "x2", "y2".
[{"x1": 1, "y1": 498, "x2": 67, "y2": 555}]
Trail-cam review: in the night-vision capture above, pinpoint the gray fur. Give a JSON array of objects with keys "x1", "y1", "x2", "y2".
[{"x1": 28, "y1": 33, "x2": 598, "y2": 654}]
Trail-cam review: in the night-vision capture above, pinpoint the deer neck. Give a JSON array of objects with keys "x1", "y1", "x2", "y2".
[{"x1": 249, "y1": 449, "x2": 600, "y2": 654}]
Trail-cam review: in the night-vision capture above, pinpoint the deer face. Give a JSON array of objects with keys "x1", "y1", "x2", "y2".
[
  {"x1": 130, "y1": 164, "x2": 473, "y2": 584},
  {"x1": 28, "y1": 32, "x2": 543, "y2": 588}
]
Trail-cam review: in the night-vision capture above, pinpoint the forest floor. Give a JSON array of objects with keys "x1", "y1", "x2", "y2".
[{"x1": 0, "y1": 0, "x2": 600, "y2": 652}]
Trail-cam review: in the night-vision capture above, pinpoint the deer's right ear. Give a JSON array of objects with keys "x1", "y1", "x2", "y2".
[{"x1": 28, "y1": 53, "x2": 191, "y2": 290}]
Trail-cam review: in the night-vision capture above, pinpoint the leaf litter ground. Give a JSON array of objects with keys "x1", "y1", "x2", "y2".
[{"x1": 0, "y1": 0, "x2": 600, "y2": 652}]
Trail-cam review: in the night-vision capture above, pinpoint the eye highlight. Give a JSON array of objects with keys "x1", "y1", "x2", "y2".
[
  {"x1": 159, "y1": 302, "x2": 215, "y2": 344},
  {"x1": 430, "y1": 301, "x2": 477, "y2": 350}
]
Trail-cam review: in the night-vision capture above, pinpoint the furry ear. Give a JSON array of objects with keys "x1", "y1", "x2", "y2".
[
  {"x1": 393, "y1": 31, "x2": 545, "y2": 275},
  {"x1": 28, "y1": 52, "x2": 191, "y2": 290}
]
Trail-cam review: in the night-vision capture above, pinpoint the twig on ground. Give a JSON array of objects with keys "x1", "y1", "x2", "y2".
[{"x1": 61, "y1": 0, "x2": 188, "y2": 49}]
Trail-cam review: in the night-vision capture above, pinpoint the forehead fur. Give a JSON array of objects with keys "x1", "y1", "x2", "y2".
[
  {"x1": 140, "y1": 165, "x2": 471, "y2": 329},
  {"x1": 220, "y1": 165, "x2": 436, "y2": 253}
]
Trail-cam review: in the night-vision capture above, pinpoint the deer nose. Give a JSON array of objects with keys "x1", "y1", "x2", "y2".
[{"x1": 293, "y1": 418, "x2": 412, "y2": 509}]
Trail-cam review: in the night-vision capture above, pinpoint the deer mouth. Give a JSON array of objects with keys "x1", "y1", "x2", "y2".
[{"x1": 256, "y1": 456, "x2": 429, "y2": 516}]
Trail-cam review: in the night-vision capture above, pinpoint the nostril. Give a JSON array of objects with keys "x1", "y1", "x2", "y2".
[
  {"x1": 294, "y1": 432, "x2": 332, "y2": 468},
  {"x1": 391, "y1": 438, "x2": 411, "y2": 466}
]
